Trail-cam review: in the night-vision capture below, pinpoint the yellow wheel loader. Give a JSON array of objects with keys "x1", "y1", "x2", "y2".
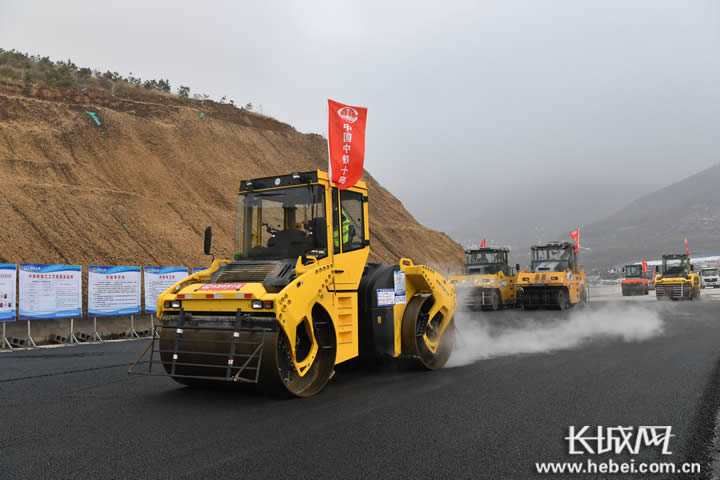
[
  {"x1": 654, "y1": 254, "x2": 700, "y2": 300},
  {"x1": 516, "y1": 241, "x2": 587, "y2": 310},
  {"x1": 129, "y1": 171, "x2": 456, "y2": 397},
  {"x1": 449, "y1": 247, "x2": 518, "y2": 311}
]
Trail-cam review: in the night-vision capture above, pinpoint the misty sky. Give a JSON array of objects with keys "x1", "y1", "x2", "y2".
[{"x1": 2, "y1": 1, "x2": 719, "y2": 249}]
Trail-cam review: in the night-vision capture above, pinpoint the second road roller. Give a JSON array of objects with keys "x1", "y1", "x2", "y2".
[
  {"x1": 516, "y1": 241, "x2": 588, "y2": 310},
  {"x1": 130, "y1": 170, "x2": 457, "y2": 397}
]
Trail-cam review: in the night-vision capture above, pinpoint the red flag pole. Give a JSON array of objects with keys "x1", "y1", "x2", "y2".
[
  {"x1": 327, "y1": 103, "x2": 332, "y2": 185},
  {"x1": 569, "y1": 229, "x2": 580, "y2": 253}
]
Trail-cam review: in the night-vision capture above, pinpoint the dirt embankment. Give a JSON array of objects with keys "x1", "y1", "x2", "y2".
[{"x1": 0, "y1": 80, "x2": 463, "y2": 271}]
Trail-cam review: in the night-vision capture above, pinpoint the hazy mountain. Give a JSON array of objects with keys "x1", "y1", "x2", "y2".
[
  {"x1": 579, "y1": 162, "x2": 720, "y2": 267},
  {"x1": 445, "y1": 178, "x2": 662, "y2": 266}
]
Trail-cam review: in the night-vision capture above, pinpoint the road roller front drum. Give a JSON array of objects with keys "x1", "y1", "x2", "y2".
[
  {"x1": 154, "y1": 310, "x2": 337, "y2": 397},
  {"x1": 401, "y1": 294, "x2": 454, "y2": 370}
]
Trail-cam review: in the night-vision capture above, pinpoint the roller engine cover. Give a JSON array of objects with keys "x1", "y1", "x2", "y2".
[{"x1": 357, "y1": 263, "x2": 400, "y2": 356}]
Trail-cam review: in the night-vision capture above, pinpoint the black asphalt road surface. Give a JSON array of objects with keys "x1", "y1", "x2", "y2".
[{"x1": 1, "y1": 300, "x2": 719, "y2": 479}]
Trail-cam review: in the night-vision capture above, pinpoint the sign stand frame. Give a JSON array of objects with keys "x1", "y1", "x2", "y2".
[
  {"x1": 129, "y1": 315, "x2": 140, "y2": 338},
  {"x1": 92, "y1": 317, "x2": 103, "y2": 343},
  {"x1": 2, "y1": 322, "x2": 12, "y2": 350},
  {"x1": 150, "y1": 313, "x2": 157, "y2": 338},
  {"x1": 26, "y1": 320, "x2": 37, "y2": 348},
  {"x1": 68, "y1": 318, "x2": 80, "y2": 344}
]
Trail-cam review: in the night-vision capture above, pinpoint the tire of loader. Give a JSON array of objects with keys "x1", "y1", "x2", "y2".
[
  {"x1": 557, "y1": 289, "x2": 570, "y2": 310},
  {"x1": 401, "y1": 294, "x2": 454, "y2": 370},
  {"x1": 483, "y1": 290, "x2": 500, "y2": 312},
  {"x1": 691, "y1": 284, "x2": 700, "y2": 301},
  {"x1": 578, "y1": 288, "x2": 588, "y2": 307}
]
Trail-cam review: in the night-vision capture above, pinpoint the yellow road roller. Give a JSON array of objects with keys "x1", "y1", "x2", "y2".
[
  {"x1": 654, "y1": 254, "x2": 700, "y2": 300},
  {"x1": 130, "y1": 171, "x2": 456, "y2": 397},
  {"x1": 449, "y1": 247, "x2": 519, "y2": 311},
  {"x1": 516, "y1": 241, "x2": 588, "y2": 310}
]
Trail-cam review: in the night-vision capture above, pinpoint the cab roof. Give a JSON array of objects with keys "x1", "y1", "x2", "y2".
[
  {"x1": 238, "y1": 170, "x2": 367, "y2": 193},
  {"x1": 531, "y1": 241, "x2": 573, "y2": 250},
  {"x1": 465, "y1": 247, "x2": 509, "y2": 254}
]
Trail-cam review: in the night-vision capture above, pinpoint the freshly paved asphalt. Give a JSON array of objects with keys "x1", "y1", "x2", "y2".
[{"x1": 1, "y1": 297, "x2": 720, "y2": 479}]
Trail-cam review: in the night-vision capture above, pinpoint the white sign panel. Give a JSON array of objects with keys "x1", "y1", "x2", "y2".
[
  {"x1": 19, "y1": 264, "x2": 82, "y2": 320},
  {"x1": 144, "y1": 267, "x2": 189, "y2": 313},
  {"x1": 394, "y1": 270, "x2": 406, "y2": 305},
  {"x1": 376, "y1": 288, "x2": 395, "y2": 307},
  {"x1": 88, "y1": 266, "x2": 141, "y2": 316},
  {"x1": 0, "y1": 264, "x2": 17, "y2": 322}
]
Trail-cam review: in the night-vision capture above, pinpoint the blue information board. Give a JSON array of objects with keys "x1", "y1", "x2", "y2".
[
  {"x1": 0, "y1": 264, "x2": 17, "y2": 322},
  {"x1": 19, "y1": 264, "x2": 82, "y2": 320}
]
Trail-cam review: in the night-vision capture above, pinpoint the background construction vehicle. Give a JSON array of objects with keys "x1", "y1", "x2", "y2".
[
  {"x1": 700, "y1": 267, "x2": 719, "y2": 289},
  {"x1": 449, "y1": 247, "x2": 518, "y2": 311},
  {"x1": 655, "y1": 254, "x2": 700, "y2": 300},
  {"x1": 129, "y1": 171, "x2": 456, "y2": 397},
  {"x1": 621, "y1": 264, "x2": 650, "y2": 296},
  {"x1": 516, "y1": 241, "x2": 588, "y2": 310}
]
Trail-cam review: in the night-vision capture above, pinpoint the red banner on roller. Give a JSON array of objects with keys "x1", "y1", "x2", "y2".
[
  {"x1": 480, "y1": 239, "x2": 486, "y2": 248},
  {"x1": 569, "y1": 228, "x2": 580, "y2": 253},
  {"x1": 641, "y1": 260, "x2": 648, "y2": 273},
  {"x1": 328, "y1": 99, "x2": 367, "y2": 189},
  {"x1": 684, "y1": 237, "x2": 690, "y2": 257}
]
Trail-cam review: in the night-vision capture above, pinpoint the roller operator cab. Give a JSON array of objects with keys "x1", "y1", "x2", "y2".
[
  {"x1": 449, "y1": 247, "x2": 518, "y2": 311},
  {"x1": 621, "y1": 264, "x2": 649, "y2": 296},
  {"x1": 133, "y1": 171, "x2": 456, "y2": 397},
  {"x1": 516, "y1": 241, "x2": 587, "y2": 310},
  {"x1": 655, "y1": 254, "x2": 700, "y2": 300}
]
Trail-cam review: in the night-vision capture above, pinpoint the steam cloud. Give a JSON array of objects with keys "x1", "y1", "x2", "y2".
[{"x1": 447, "y1": 304, "x2": 664, "y2": 368}]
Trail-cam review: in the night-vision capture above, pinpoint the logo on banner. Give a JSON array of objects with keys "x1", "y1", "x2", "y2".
[{"x1": 337, "y1": 106, "x2": 359, "y2": 123}]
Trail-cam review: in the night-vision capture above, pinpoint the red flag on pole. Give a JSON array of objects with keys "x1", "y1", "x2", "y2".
[
  {"x1": 480, "y1": 239, "x2": 486, "y2": 248},
  {"x1": 684, "y1": 237, "x2": 690, "y2": 257},
  {"x1": 328, "y1": 99, "x2": 367, "y2": 189},
  {"x1": 569, "y1": 229, "x2": 580, "y2": 253},
  {"x1": 641, "y1": 260, "x2": 648, "y2": 273}
]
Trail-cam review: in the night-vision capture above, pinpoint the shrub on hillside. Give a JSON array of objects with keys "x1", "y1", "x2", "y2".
[
  {"x1": 0, "y1": 66, "x2": 19, "y2": 80},
  {"x1": 44, "y1": 65, "x2": 75, "y2": 88}
]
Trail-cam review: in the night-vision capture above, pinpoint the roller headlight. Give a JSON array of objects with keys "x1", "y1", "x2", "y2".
[{"x1": 252, "y1": 300, "x2": 263, "y2": 309}]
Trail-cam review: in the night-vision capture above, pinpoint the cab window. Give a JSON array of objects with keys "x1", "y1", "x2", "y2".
[
  {"x1": 332, "y1": 189, "x2": 340, "y2": 254},
  {"x1": 339, "y1": 190, "x2": 365, "y2": 252}
]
